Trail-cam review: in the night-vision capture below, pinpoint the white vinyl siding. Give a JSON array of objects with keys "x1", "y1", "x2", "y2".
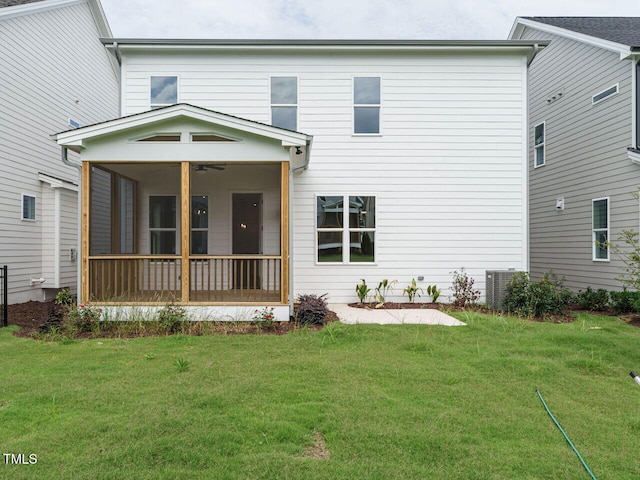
[
  {"x1": 119, "y1": 49, "x2": 529, "y2": 302},
  {"x1": 592, "y1": 198, "x2": 609, "y2": 261},
  {"x1": 0, "y1": 0, "x2": 118, "y2": 302}
]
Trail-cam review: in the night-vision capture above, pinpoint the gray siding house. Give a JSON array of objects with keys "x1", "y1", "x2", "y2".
[
  {"x1": 0, "y1": 0, "x2": 119, "y2": 303},
  {"x1": 509, "y1": 17, "x2": 640, "y2": 291}
]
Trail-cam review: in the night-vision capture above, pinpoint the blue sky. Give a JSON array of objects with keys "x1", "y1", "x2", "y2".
[{"x1": 100, "y1": 0, "x2": 640, "y2": 39}]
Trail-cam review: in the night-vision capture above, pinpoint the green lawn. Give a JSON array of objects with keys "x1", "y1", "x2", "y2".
[{"x1": 1, "y1": 312, "x2": 640, "y2": 479}]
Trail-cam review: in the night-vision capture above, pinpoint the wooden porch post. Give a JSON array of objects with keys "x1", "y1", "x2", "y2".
[
  {"x1": 81, "y1": 162, "x2": 90, "y2": 304},
  {"x1": 181, "y1": 162, "x2": 190, "y2": 303},
  {"x1": 280, "y1": 161, "x2": 290, "y2": 305}
]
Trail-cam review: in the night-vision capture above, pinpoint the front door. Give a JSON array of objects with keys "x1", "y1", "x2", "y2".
[{"x1": 232, "y1": 193, "x2": 262, "y2": 289}]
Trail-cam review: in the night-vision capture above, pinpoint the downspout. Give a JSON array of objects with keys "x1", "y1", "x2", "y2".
[
  {"x1": 61, "y1": 147, "x2": 82, "y2": 305},
  {"x1": 289, "y1": 137, "x2": 313, "y2": 318}
]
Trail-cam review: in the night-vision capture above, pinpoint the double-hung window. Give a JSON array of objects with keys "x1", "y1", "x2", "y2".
[
  {"x1": 354, "y1": 77, "x2": 381, "y2": 134},
  {"x1": 149, "y1": 196, "x2": 177, "y2": 254},
  {"x1": 534, "y1": 122, "x2": 545, "y2": 167},
  {"x1": 270, "y1": 76, "x2": 298, "y2": 130},
  {"x1": 592, "y1": 198, "x2": 609, "y2": 261},
  {"x1": 21, "y1": 194, "x2": 35, "y2": 221},
  {"x1": 150, "y1": 76, "x2": 178, "y2": 109},
  {"x1": 316, "y1": 195, "x2": 375, "y2": 263},
  {"x1": 191, "y1": 195, "x2": 208, "y2": 255}
]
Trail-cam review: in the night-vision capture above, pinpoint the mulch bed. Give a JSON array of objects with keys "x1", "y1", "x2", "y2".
[{"x1": 4, "y1": 300, "x2": 338, "y2": 338}]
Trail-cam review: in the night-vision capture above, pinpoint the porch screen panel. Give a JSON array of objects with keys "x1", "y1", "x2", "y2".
[
  {"x1": 90, "y1": 167, "x2": 112, "y2": 255},
  {"x1": 149, "y1": 196, "x2": 176, "y2": 254},
  {"x1": 118, "y1": 177, "x2": 135, "y2": 254}
]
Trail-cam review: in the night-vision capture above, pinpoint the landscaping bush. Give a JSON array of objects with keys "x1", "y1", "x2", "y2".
[
  {"x1": 296, "y1": 294, "x2": 328, "y2": 325},
  {"x1": 157, "y1": 304, "x2": 188, "y2": 333},
  {"x1": 450, "y1": 269, "x2": 481, "y2": 307},
  {"x1": 503, "y1": 271, "x2": 573, "y2": 317},
  {"x1": 575, "y1": 287, "x2": 610, "y2": 311},
  {"x1": 609, "y1": 288, "x2": 640, "y2": 314}
]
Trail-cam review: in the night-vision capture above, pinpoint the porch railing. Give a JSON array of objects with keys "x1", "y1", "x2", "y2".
[{"x1": 88, "y1": 255, "x2": 282, "y2": 304}]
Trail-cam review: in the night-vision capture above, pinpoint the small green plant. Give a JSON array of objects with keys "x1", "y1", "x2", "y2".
[
  {"x1": 576, "y1": 287, "x2": 610, "y2": 311},
  {"x1": 402, "y1": 279, "x2": 423, "y2": 303},
  {"x1": 356, "y1": 278, "x2": 372, "y2": 304},
  {"x1": 374, "y1": 279, "x2": 397, "y2": 305},
  {"x1": 252, "y1": 307, "x2": 275, "y2": 329},
  {"x1": 173, "y1": 358, "x2": 190, "y2": 372},
  {"x1": 450, "y1": 269, "x2": 481, "y2": 307},
  {"x1": 426, "y1": 285, "x2": 441, "y2": 303},
  {"x1": 157, "y1": 304, "x2": 187, "y2": 334},
  {"x1": 54, "y1": 288, "x2": 75, "y2": 306},
  {"x1": 296, "y1": 294, "x2": 329, "y2": 325},
  {"x1": 144, "y1": 353, "x2": 155, "y2": 360}
]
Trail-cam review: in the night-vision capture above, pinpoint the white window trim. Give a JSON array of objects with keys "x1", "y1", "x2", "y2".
[
  {"x1": 592, "y1": 83, "x2": 619, "y2": 105},
  {"x1": 315, "y1": 194, "x2": 376, "y2": 265},
  {"x1": 269, "y1": 75, "x2": 299, "y2": 130},
  {"x1": 353, "y1": 76, "x2": 382, "y2": 136},
  {"x1": 21, "y1": 194, "x2": 36, "y2": 222},
  {"x1": 149, "y1": 194, "x2": 178, "y2": 255},
  {"x1": 592, "y1": 197, "x2": 610, "y2": 262},
  {"x1": 149, "y1": 75, "x2": 179, "y2": 109},
  {"x1": 534, "y1": 121, "x2": 545, "y2": 168}
]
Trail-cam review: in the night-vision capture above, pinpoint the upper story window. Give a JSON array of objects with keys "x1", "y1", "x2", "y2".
[
  {"x1": 270, "y1": 76, "x2": 298, "y2": 130},
  {"x1": 354, "y1": 77, "x2": 381, "y2": 134},
  {"x1": 534, "y1": 122, "x2": 545, "y2": 168},
  {"x1": 21, "y1": 194, "x2": 35, "y2": 221},
  {"x1": 592, "y1": 197, "x2": 609, "y2": 261},
  {"x1": 150, "y1": 76, "x2": 178, "y2": 109},
  {"x1": 592, "y1": 84, "x2": 618, "y2": 105}
]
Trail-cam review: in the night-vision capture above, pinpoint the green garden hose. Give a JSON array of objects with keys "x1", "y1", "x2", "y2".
[{"x1": 536, "y1": 390, "x2": 598, "y2": 480}]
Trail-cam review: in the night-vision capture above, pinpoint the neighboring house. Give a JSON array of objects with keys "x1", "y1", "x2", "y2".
[
  {"x1": 0, "y1": 0, "x2": 119, "y2": 304},
  {"x1": 510, "y1": 17, "x2": 640, "y2": 292},
  {"x1": 54, "y1": 39, "x2": 544, "y2": 319}
]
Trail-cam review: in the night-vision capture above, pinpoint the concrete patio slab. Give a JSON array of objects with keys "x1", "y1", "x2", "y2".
[{"x1": 330, "y1": 304, "x2": 466, "y2": 326}]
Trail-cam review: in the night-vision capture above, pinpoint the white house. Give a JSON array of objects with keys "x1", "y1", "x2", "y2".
[
  {"x1": 54, "y1": 39, "x2": 545, "y2": 319},
  {"x1": 0, "y1": 0, "x2": 119, "y2": 303}
]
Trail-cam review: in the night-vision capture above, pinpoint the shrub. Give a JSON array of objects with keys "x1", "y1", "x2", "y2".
[
  {"x1": 575, "y1": 287, "x2": 610, "y2": 311},
  {"x1": 67, "y1": 304, "x2": 102, "y2": 332},
  {"x1": 296, "y1": 294, "x2": 328, "y2": 325},
  {"x1": 609, "y1": 288, "x2": 640, "y2": 314},
  {"x1": 503, "y1": 271, "x2": 573, "y2": 317},
  {"x1": 157, "y1": 304, "x2": 187, "y2": 333},
  {"x1": 252, "y1": 307, "x2": 275, "y2": 328},
  {"x1": 54, "y1": 288, "x2": 75, "y2": 306},
  {"x1": 426, "y1": 285, "x2": 441, "y2": 303},
  {"x1": 450, "y1": 269, "x2": 481, "y2": 307}
]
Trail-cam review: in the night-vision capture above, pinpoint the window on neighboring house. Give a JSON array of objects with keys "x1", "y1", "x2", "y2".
[
  {"x1": 150, "y1": 76, "x2": 178, "y2": 109},
  {"x1": 191, "y1": 195, "x2": 208, "y2": 255},
  {"x1": 316, "y1": 195, "x2": 376, "y2": 263},
  {"x1": 21, "y1": 194, "x2": 35, "y2": 221},
  {"x1": 149, "y1": 195, "x2": 177, "y2": 254},
  {"x1": 354, "y1": 77, "x2": 381, "y2": 134},
  {"x1": 271, "y1": 76, "x2": 297, "y2": 130},
  {"x1": 534, "y1": 122, "x2": 545, "y2": 167},
  {"x1": 592, "y1": 198, "x2": 609, "y2": 261},
  {"x1": 592, "y1": 84, "x2": 618, "y2": 105}
]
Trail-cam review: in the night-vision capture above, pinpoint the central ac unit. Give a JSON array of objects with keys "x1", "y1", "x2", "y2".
[{"x1": 486, "y1": 270, "x2": 521, "y2": 310}]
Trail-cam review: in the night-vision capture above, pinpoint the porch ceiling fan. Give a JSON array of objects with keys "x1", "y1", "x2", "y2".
[{"x1": 193, "y1": 163, "x2": 226, "y2": 173}]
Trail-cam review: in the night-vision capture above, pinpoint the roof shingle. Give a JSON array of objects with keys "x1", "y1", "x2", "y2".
[{"x1": 523, "y1": 17, "x2": 640, "y2": 48}]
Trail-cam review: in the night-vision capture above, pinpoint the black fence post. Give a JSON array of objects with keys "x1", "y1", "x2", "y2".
[{"x1": 1, "y1": 266, "x2": 6, "y2": 327}]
